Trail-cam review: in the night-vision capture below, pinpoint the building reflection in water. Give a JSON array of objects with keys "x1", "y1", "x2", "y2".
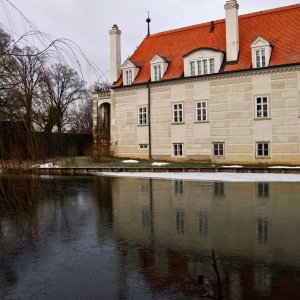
[
  {"x1": 1, "y1": 176, "x2": 300, "y2": 299},
  {"x1": 112, "y1": 178, "x2": 300, "y2": 299}
]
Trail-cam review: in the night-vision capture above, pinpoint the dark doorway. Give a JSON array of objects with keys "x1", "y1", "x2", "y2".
[{"x1": 96, "y1": 103, "x2": 111, "y2": 156}]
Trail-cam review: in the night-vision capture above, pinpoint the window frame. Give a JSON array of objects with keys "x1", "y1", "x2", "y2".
[
  {"x1": 124, "y1": 69, "x2": 133, "y2": 85},
  {"x1": 172, "y1": 102, "x2": 184, "y2": 123},
  {"x1": 212, "y1": 142, "x2": 225, "y2": 158},
  {"x1": 173, "y1": 143, "x2": 184, "y2": 157},
  {"x1": 255, "y1": 48, "x2": 266, "y2": 68},
  {"x1": 139, "y1": 144, "x2": 148, "y2": 149},
  {"x1": 153, "y1": 64, "x2": 162, "y2": 81},
  {"x1": 137, "y1": 106, "x2": 148, "y2": 126},
  {"x1": 256, "y1": 142, "x2": 270, "y2": 159},
  {"x1": 255, "y1": 96, "x2": 269, "y2": 119},
  {"x1": 189, "y1": 58, "x2": 215, "y2": 76},
  {"x1": 195, "y1": 100, "x2": 208, "y2": 122}
]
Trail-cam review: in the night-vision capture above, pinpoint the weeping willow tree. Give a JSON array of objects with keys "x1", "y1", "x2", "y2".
[{"x1": 0, "y1": 0, "x2": 109, "y2": 168}]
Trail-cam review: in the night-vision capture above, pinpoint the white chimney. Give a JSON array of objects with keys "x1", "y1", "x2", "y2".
[
  {"x1": 109, "y1": 24, "x2": 121, "y2": 84},
  {"x1": 224, "y1": 0, "x2": 239, "y2": 62}
]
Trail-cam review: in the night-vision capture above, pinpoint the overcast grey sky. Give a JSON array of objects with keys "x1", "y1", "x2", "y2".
[{"x1": 0, "y1": 0, "x2": 298, "y2": 83}]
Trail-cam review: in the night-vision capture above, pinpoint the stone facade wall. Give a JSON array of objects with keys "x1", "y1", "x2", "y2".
[{"x1": 95, "y1": 66, "x2": 300, "y2": 164}]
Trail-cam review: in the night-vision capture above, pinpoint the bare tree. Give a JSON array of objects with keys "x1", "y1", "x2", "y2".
[
  {"x1": 9, "y1": 46, "x2": 46, "y2": 130},
  {"x1": 0, "y1": 27, "x2": 17, "y2": 120},
  {"x1": 42, "y1": 64, "x2": 87, "y2": 132},
  {"x1": 68, "y1": 97, "x2": 93, "y2": 134}
]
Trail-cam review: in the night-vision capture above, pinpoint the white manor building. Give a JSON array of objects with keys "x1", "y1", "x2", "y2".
[{"x1": 93, "y1": 1, "x2": 300, "y2": 164}]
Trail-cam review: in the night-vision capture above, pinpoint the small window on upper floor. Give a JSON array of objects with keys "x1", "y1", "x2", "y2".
[
  {"x1": 122, "y1": 60, "x2": 140, "y2": 86},
  {"x1": 251, "y1": 36, "x2": 272, "y2": 69},
  {"x1": 150, "y1": 54, "x2": 169, "y2": 82},
  {"x1": 183, "y1": 48, "x2": 224, "y2": 77}
]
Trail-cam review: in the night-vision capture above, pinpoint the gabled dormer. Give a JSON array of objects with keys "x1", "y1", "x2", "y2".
[
  {"x1": 150, "y1": 55, "x2": 169, "y2": 82},
  {"x1": 183, "y1": 48, "x2": 224, "y2": 77},
  {"x1": 251, "y1": 36, "x2": 272, "y2": 68},
  {"x1": 122, "y1": 60, "x2": 140, "y2": 85}
]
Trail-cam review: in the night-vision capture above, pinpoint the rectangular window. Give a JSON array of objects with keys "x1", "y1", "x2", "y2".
[
  {"x1": 138, "y1": 106, "x2": 147, "y2": 125},
  {"x1": 139, "y1": 144, "x2": 148, "y2": 149},
  {"x1": 190, "y1": 61, "x2": 195, "y2": 76},
  {"x1": 189, "y1": 58, "x2": 215, "y2": 76},
  {"x1": 196, "y1": 101, "x2": 207, "y2": 122},
  {"x1": 125, "y1": 69, "x2": 132, "y2": 85},
  {"x1": 172, "y1": 103, "x2": 183, "y2": 123},
  {"x1": 256, "y1": 142, "x2": 270, "y2": 159},
  {"x1": 212, "y1": 142, "x2": 224, "y2": 158},
  {"x1": 255, "y1": 49, "x2": 266, "y2": 68},
  {"x1": 209, "y1": 58, "x2": 215, "y2": 73},
  {"x1": 255, "y1": 96, "x2": 269, "y2": 118},
  {"x1": 197, "y1": 60, "x2": 202, "y2": 75},
  {"x1": 203, "y1": 59, "x2": 208, "y2": 74},
  {"x1": 173, "y1": 143, "x2": 183, "y2": 157},
  {"x1": 154, "y1": 65, "x2": 162, "y2": 81}
]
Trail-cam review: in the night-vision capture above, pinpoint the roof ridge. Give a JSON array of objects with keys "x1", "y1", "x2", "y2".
[
  {"x1": 149, "y1": 20, "x2": 222, "y2": 39},
  {"x1": 239, "y1": 3, "x2": 300, "y2": 20},
  {"x1": 148, "y1": 3, "x2": 300, "y2": 39}
]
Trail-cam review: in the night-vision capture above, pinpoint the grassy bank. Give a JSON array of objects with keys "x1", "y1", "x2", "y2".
[{"x1": 51, "y1": 156, "x2": 277, "y2": 169}]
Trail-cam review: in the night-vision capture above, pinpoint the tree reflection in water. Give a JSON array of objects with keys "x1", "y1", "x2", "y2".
[{"x1": 0, "y1": 175, "x2": 50, "y2": 251}]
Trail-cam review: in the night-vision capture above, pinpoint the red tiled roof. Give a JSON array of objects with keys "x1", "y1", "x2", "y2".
[{"x1": 114, "y1": 4, "x2": 300, "y2": 87}]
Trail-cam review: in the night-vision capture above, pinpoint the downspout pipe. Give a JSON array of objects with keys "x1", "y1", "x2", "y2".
[{"x1": 146, "y1": 83, "x2": 152, "y2": 160}]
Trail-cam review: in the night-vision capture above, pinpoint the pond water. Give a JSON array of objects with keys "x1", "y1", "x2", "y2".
[{"x1": 1, "y1": 175, "x2": 300, "y2": 299}]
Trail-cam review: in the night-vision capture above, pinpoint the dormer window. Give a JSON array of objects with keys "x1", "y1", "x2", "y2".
[
  {"x1": 251, "y1": 37, "x2": 272, "y2": 69},
  {"x1": 153, "y1": 65, "x2": 162, "y2": 81},
  {"x1": 183, "y1": 48, "x2": 223, "y2": 78},
  {"x1": 189, "y1": 58, "x2": 215, "y2": 76},
  {"x1": 255, "y1": 49, "x2": 266, "y2": 68},
  {"x1": 125, "y1": 69, "x2": 133, "y2": 85},
  {"x1": 122, "y1": 60, "x2": 140, "y2": 86},
  {"x1": 150, "y1": 55, "x2": 169, "y2": 82}
]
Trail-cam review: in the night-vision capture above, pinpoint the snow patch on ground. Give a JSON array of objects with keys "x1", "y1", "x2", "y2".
[
  {"x1": 221, "y1": 165, "x2": 243, "y2": 168},
  {"x1": 95, "y1": 172, "x2": 300, "y2": 182},
  {"x1": 151, "y1": 162, "x2": 169, "y2": 166},
  {"x1": 268, "y1": 166, "x2": 300, "y2": 169},
  {"x1": 122, "y1": 160, "x2": 139, "y2": 163},
  {"x1": 32, "y1": 163, "x2": 60, "y2": 168}
]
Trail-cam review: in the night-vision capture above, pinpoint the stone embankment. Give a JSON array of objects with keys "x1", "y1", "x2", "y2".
[{"x1": 30, "y1": 166, "x2": 300, "y2": 175}]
